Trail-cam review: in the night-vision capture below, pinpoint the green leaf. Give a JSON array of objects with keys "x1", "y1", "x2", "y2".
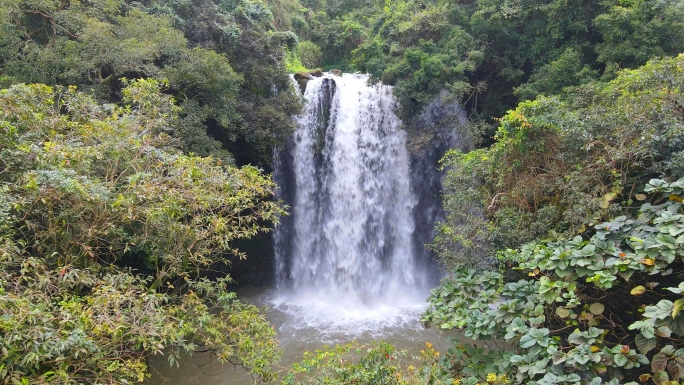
[
  {"x1": 661, "y1": 345, "x2": 676, "y2": 355},
  {"x1": 645, "y1": 300, "x2": 674, "y2": 320},
  {"x1": 520, "y1": 333, "x2": 537, "y2": 349},
  {"x1": 635, "y1": 334, "x2": 657, "y2": 354},
  {"x1": 666, "y1": 283, "x2": 684, "y2": 294},
  {"x1": 552, "y1": 351, "x2": 566, "y2": 365},
  {"x1": 614, "y1": 353, "x2": 629, "y2": 367},
  {"x1": 582, "y1": 244, "x2": 596, "y2": 256},
  {"x1": 568, "y1": 331, "x2": 584, "y2": 345},
  {"x1": 656, "y1": 326, "x2": 672, "y2": 338}
]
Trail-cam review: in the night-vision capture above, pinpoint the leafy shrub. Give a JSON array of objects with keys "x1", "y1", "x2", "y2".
[
  {"x1": 0, "y1": 80, "x2": 283, "y2": 384},
  {"x1": 514, "y1": 48, "x2": 598, "y2": 102},
  {"x1": 424, "y1": 178, "x2": 684, "y2": 385},
  {"x1": 281, "y1": 342, "x2": 444, "y2": 385}
]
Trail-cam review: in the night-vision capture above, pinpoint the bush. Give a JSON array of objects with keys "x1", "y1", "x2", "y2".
[
  {"x1": 423, "y1": 177, "x2": 684, "y2": 384},
  {"x1": 0, "y1": 80, "x2": 283, "y2": 384},
  {"x1": 281, "y1": 342, "x2": 444, "y2": 385}
]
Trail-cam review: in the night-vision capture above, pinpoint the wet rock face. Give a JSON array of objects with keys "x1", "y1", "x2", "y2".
[
  {"x1": 312, "y1": 78, "x2": 336, "y2": 154},
  {"x1": 405, "y1": 90, "x2": 473, "y2": 282}
]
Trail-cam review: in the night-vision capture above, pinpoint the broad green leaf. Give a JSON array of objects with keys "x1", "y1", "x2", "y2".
[
  {"x1": 635, "y1": 334, "x2": 657, "y2": 354},
  {"x1": 656, "y1": 326, "x2": 672, "y2": 338},
  {"x1": 519, "y1": 334, "x2": 537, "y2": 349},
  {"x1": 568, "y1": 331, "x2": 584, "y2": 345},
  {"x1": 614, "y1": 353, "x2": 629, "y2": 367}
]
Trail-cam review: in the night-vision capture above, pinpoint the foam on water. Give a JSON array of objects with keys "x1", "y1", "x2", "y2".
[
  {"x1": 270, "y1": 291, "x2": 428, "y2": 342},
  {"x1": 273, "y1": 73, "x2": 431, "y2": 338}
]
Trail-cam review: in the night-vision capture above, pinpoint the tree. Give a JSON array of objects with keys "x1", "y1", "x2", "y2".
[
  {"x1": 593, "y1": 0, "x2": 684, "y2": 73},
  {"x1": 0, "y1": 0, "x2": 302, "y2": 167}
]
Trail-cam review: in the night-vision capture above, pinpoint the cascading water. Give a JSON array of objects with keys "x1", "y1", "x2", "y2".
[
  {"x1": 272, "y1": 73, "x2": 431, "y2": 337},
  {"x1": 147, "y1": 74, "x2": 468, "y2": 385}
]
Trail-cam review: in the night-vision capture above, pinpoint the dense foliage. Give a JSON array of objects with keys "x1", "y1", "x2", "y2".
[
  {"x1": 423, "y1": 178, "x2": 684, "y2": 384},
  {"x1": 281, "y1": 342, "x2": 444, "y2": 385},
  {"x1": 1, "y1": 0, "x2": 683, "y2": 383},
  {"x1": 433, "y1": 55, "x2": 684, "y2": 268},
  {"x1": 421, "y1": 53, "x2": 684, "y2": 385},
  {"x1": 0, "y1": 0, "x2": 301, "y2": 166},
  {"x1": 0, "y1": 80, "x2": 283, "y2": 384},
  {"x1": 280, "y1": 0, "x2": 684, "y2": 122}
]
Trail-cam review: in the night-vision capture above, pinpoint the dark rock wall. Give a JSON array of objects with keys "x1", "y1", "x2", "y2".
[{"x1": 406, "y1": 90, "x2": 472, "y2": 284}]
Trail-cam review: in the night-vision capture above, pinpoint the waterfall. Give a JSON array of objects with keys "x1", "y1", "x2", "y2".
[{"x1": 273, "y1": 74, "x2": 430, "y2": 332}]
